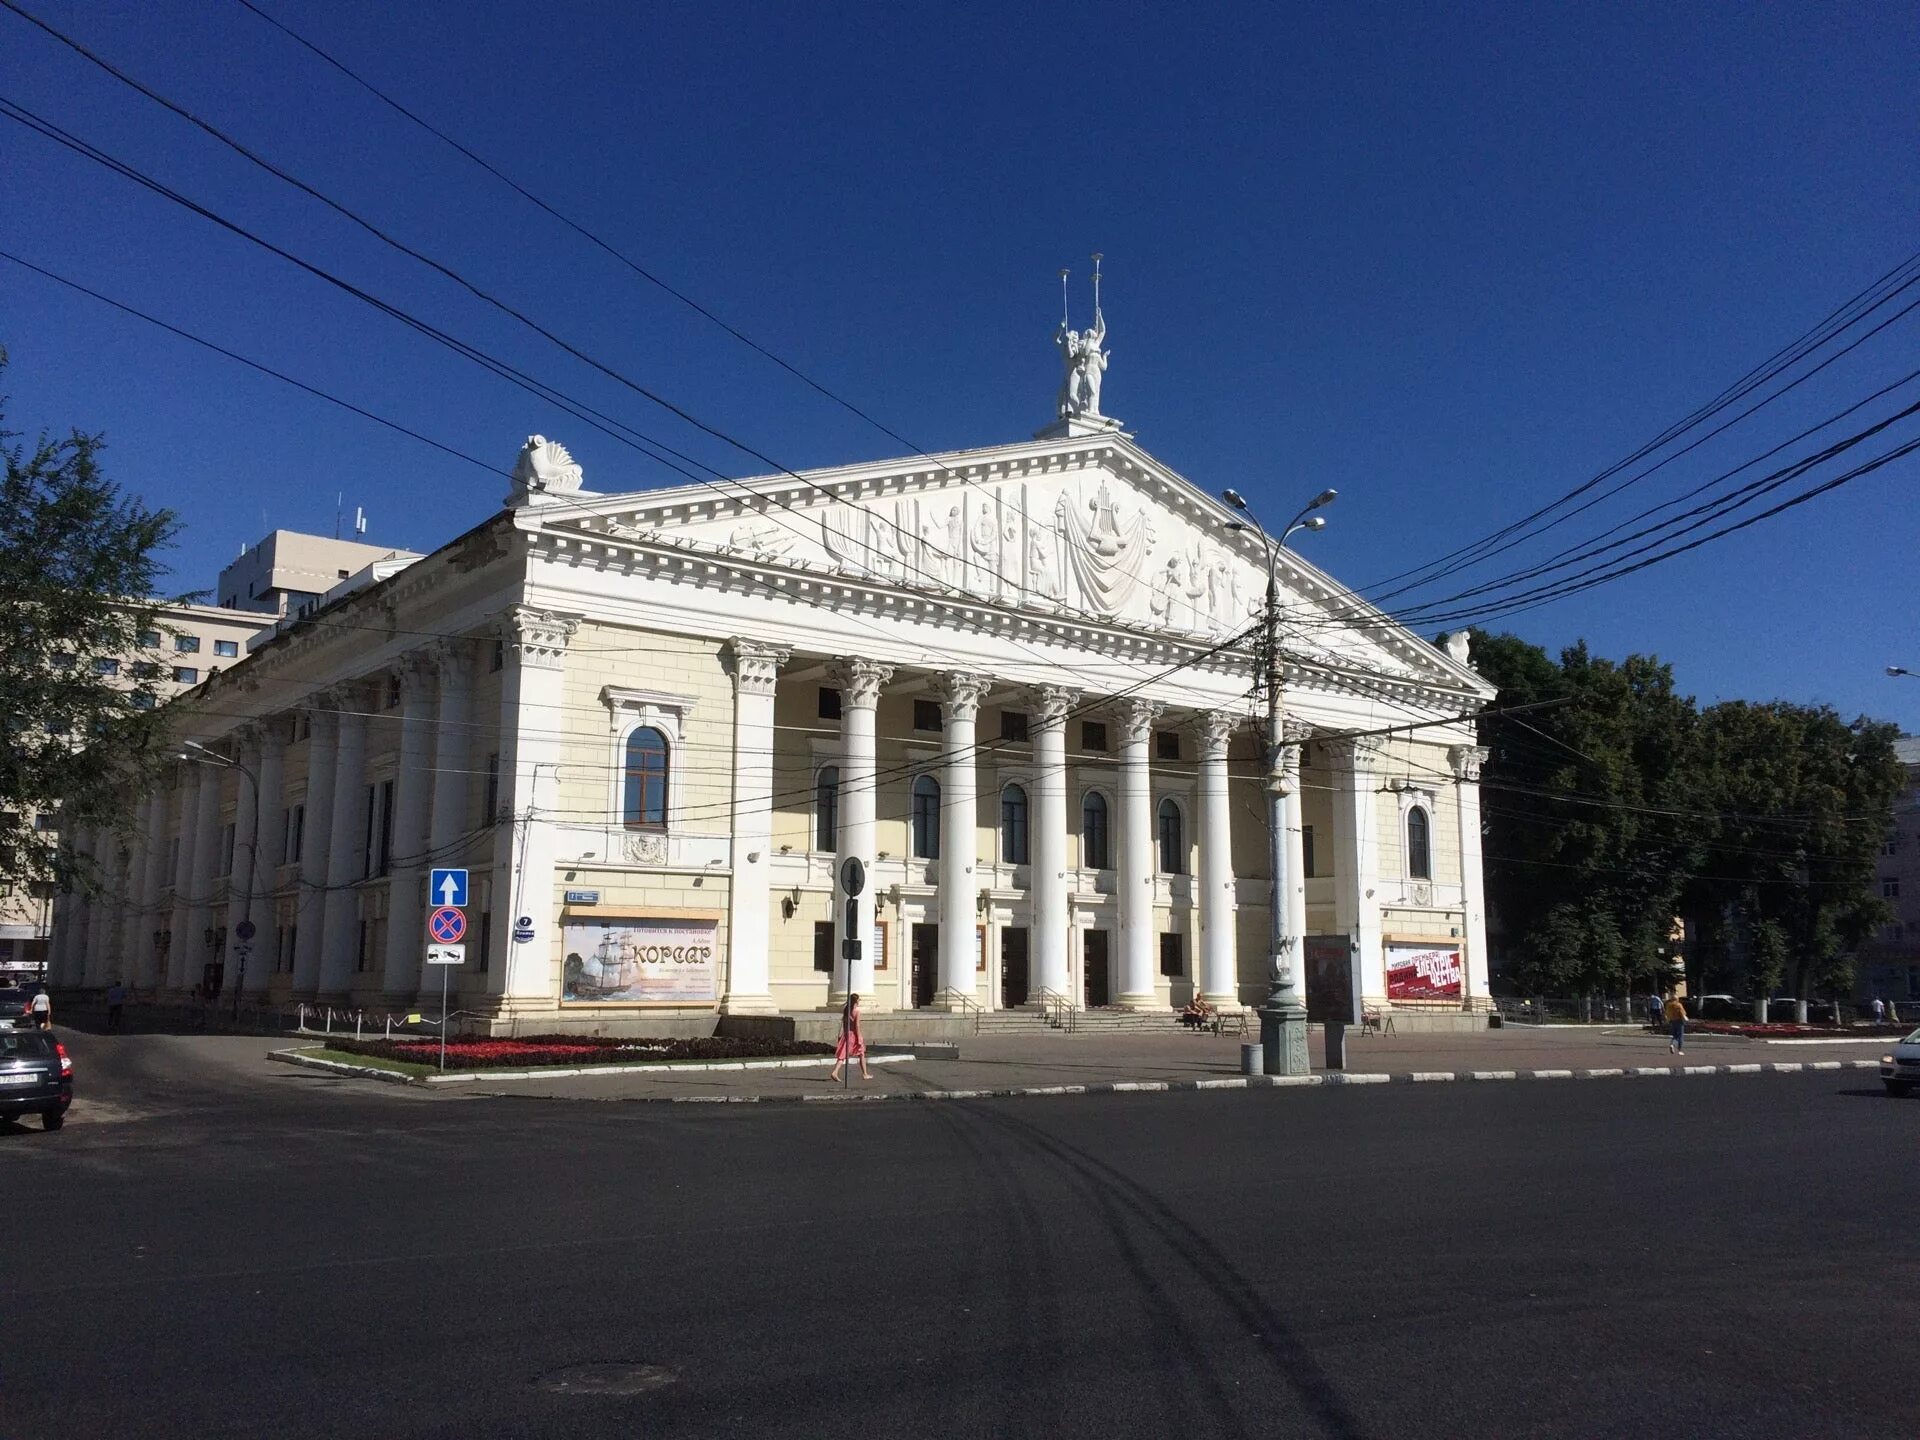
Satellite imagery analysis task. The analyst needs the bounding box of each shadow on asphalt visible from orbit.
[1836,1087,1907,1100]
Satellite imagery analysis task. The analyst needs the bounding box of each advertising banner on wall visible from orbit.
[561,917,718,1004]
[1384,942,1462,1000]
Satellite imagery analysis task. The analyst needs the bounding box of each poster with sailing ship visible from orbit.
[561,918,718,1004]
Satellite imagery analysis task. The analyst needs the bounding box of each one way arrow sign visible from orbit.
[430,868,468,909]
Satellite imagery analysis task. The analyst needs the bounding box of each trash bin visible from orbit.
[1241,1043,1261,1076]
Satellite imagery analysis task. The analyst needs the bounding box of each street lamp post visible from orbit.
[1223,485,1336,1077]
[179,740,261,1018]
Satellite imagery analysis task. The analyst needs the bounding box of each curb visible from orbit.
[266,1048,1886,1101]
[674,1058,1888,1106]
[267,1047,914,1087]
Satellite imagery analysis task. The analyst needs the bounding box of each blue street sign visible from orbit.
[429,868,469,909]
[428,907,468,944]
[234,919,256,942]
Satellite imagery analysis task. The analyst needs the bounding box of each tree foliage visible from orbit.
[1456,628,1903,1002]
[0,348,180,894]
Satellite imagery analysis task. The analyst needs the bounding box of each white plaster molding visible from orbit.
[931,671,992,722]
[501,605,580,671]
[726,637,789,697]
[829,658,894,710]
[1448,744,1490,782]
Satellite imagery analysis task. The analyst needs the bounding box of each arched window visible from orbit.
[1407,805,1432,880]
[911,775,941,860]
[1001,783,1030,865]
[1081,791,1111,869]
[815,766,839,852]
[623,727,669,829]
[1157,797,1185,874]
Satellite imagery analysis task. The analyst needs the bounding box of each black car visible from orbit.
[0,987,36,1025]
[0,1024,72,1130]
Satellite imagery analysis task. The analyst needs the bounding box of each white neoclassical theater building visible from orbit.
[49,337,1496,1034]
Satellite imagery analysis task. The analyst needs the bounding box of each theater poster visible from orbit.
[1384,942,1462,1001]
[562,917,718,1004]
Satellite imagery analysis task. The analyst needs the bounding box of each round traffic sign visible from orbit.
[428,906,468,944]
[839,856,866,898]
[234,919,256,942]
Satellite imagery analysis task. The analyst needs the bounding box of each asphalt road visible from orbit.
[5,1029,1916,1440]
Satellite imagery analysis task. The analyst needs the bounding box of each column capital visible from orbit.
[1282,715,1315,745]
[1113,697,1163,747]
[500,606,580,672]
[932,671,992,722]
[429,636,477,687]
[1321,732,1387,772]
[1448,743,1490,782]
[1027,684,1079,729]
[396,649,438,705]
[727,637,790,697]
[1188,710,1239,759]
[830,658,894,711]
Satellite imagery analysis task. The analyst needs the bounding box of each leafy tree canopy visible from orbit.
[0,347,180,894]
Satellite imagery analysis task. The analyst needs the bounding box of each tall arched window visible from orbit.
[911,775,941,860]
[1001,783,1030,865]
[623,727,669,829]
[1157,797,1185,874]
[1407,805,1432,880]
[1081,791,1110,869]
[815,766,839,852]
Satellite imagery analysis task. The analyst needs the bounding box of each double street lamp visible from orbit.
[1222,485,1337,1076]
[177,739,261,1017]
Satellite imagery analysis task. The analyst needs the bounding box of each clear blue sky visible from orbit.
[3,1,1916,728]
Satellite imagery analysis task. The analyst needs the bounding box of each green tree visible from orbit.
[1685,702,1902,1018]
[1461,630,1708,1001]
[0,348,179,896]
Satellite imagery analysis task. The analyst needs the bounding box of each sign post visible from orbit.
[424,870,468,1072]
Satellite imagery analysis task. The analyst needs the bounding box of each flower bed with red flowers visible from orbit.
[325,1034,834,1071]
[1665,1021,1851,1038]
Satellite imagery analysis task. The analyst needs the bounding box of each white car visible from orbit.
[1881,1028,1920,1097]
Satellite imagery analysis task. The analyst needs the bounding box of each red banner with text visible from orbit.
[1384,942,1462,1000]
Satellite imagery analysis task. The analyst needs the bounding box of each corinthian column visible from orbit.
[1115,697,1162,1007]
[290,703,339,997]
[1327,734,1386,1004]
[380,655,438,1003]
[245,723,286,997]
[1030,684,1078,1002]
[318,685,370,1001]
[1195,710,1240,1007]
[830,658,892,1004]
[932,671,989,1003]
[722,638,788,1014]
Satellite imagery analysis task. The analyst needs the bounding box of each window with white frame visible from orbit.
[1082,790,1111,869]
[623,728,669,829]
[815,765,839,851]
[1157,797,1185,874]
[1406,805,1432,881]
[1001,784,1030,864]
[911,774,940,859]
[602,685,695,835]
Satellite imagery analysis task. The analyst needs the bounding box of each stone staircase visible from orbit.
[971,1004,1202,1036]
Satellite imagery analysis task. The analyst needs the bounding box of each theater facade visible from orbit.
[49,418,1497,1033]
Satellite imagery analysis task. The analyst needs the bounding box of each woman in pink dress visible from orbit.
[828,992,873,1082]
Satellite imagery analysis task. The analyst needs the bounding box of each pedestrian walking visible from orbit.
[1871,996,1885,1025]
[827,992,873,1082]
[106,980,126,1031]
[1663,992,1687,1055]
[29,984,51,1031]
[1646,993,1662,1029]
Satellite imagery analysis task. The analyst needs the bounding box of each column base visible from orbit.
[1258,1002,1311,1076]
[1200,991,1243,1010]
[1115,991,1164,1010]
[718,992,780,1016]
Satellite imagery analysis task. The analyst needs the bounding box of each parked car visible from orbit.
[1766,998,1840,1024]
[0,987,36,1025]
[0,1021,71,1130]
[1881,1028,1920,1098]
[1691,994,1745,1021]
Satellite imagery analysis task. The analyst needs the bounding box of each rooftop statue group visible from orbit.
[1055,257,1111,420]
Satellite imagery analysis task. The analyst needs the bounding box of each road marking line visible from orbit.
[1530,1070,1575,1079]
[1194,1078,1249,1089]
[1723,1064,1763,1074]
[1633,1067,1674,1076]
[1469,1070,1517,1081]
[1807,1061,1843,1071]
[1410,1072,1457,1083]
[1769,1063,1803,1073]
[1111,1081,1170,1092]
[1583,1068,1625,1078]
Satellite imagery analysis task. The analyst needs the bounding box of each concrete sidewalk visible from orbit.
[435,1024,1889,1102]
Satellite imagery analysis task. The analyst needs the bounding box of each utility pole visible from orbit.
[1223,485,1336,1077]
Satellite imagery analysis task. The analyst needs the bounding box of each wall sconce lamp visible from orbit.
[779,844,793,854]
[781,885,802,921]
[976,891,990,916]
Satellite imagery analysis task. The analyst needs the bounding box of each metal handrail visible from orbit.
[936,988,983,1034]
[1037,987,1075,1033]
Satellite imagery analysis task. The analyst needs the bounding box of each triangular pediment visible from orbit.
[534,433,1491,703]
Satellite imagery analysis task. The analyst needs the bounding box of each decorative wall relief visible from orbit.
[727,520,796,563]
[1057,481,1154,618]
[624,832,668,865]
